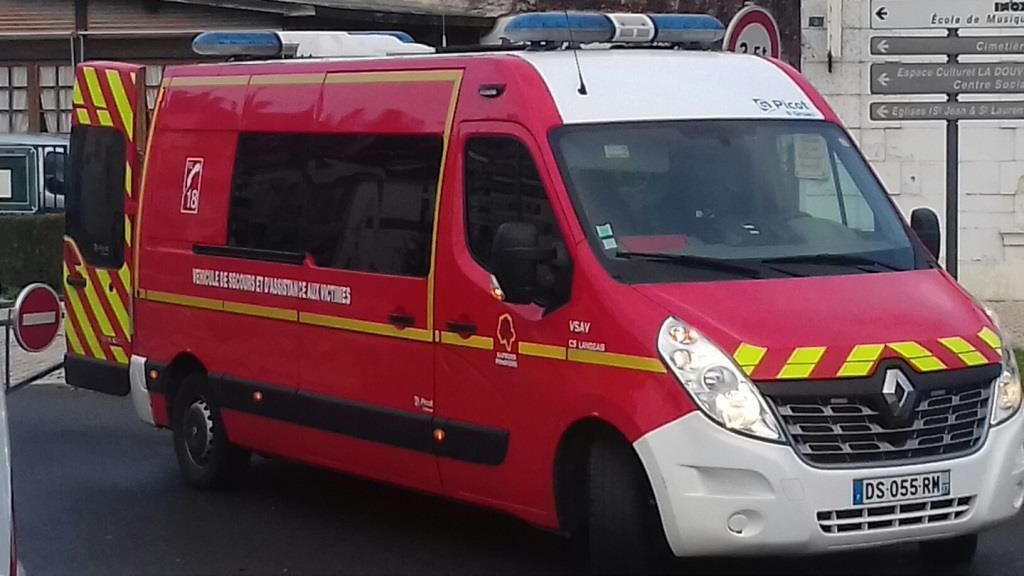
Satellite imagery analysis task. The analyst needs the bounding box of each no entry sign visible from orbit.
[13,284,61,353]
[725,6,781,59]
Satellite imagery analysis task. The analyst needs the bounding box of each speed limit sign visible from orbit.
[725,5,781,59]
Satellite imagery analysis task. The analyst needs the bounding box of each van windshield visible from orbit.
[551,120,926,283]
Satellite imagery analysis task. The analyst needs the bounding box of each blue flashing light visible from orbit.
[505,13,615,44]
[503,12,724,48]
[649,14,725,45]
[192,31,282,57]
[350,30,416,43]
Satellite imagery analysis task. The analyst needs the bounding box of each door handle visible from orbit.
[65,275,87,288]
[446,321,477,336]
[388,313,415,328]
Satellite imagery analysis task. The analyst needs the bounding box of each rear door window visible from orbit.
[66,126,126,269]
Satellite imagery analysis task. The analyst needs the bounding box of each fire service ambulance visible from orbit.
[61,12,1022,573]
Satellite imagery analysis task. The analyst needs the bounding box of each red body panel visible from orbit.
[130,53,999,532]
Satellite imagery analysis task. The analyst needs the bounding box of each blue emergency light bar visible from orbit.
[193,31,283,57]
[192,30,422,58]
[504,12,724,47]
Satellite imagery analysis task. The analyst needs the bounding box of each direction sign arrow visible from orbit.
[870,101,1024,121]
[871,35,1024,56]
[871,0,1024,30]
[871,62,1024,94]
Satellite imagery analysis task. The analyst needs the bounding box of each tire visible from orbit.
[579,437,673,575]
[172,373,251,490]
[918,534,978,569]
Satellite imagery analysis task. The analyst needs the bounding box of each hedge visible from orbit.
[0,214,64,296]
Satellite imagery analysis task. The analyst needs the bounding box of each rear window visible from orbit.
[66,126,126,269]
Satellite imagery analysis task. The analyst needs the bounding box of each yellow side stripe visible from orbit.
[733,343,767,376]
[439,331,494,350]
[326,70,463,85]
[777,346,826,379]
[142,289,223,311]
[978,327,1002,351]
[94,269,130,337]
[82,67,108,109]
[299,312,432,342]
[567,348,666,374]
[64,314,85,356]
[105,69,134,140]
[519,342,567,360]
[225,301,297,322]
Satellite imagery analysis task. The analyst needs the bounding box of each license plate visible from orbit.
[853,471,951,506]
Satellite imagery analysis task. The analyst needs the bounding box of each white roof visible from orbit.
[513,50,825,125]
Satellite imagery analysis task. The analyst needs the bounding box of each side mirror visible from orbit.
[43,151,65,196]
[491,222,553,305]
[910,207,941,260]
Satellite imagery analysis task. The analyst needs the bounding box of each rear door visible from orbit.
[64,62,145,395]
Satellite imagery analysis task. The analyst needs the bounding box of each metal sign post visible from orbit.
[870,4,1024,278]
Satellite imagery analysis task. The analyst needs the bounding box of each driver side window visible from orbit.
[781,134,876,233]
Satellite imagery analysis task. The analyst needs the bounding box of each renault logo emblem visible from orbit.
[882,369,916,417]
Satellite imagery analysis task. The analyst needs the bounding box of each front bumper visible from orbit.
[634,410,1024,557]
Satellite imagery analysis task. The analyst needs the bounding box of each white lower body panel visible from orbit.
[634,410,1024,557]
[129,355,155,426]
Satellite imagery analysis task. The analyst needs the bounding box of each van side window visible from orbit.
[66,126,125,268]
[228,134,443,277]
[464,137,564,271]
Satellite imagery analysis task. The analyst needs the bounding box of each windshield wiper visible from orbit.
[615,251,766,279]
[759,253,906,272]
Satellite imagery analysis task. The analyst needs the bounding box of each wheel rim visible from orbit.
[183,397,215,467]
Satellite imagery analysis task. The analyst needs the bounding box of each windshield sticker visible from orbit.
[596,223,614,238]
[181,157,204,214]
[602,237,618,250]
[794,134,829,180]
[604,144,631,159]
[752,98,817,118]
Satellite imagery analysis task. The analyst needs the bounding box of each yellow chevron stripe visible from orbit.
[63,268,104,359]
[439,331,494,350]
[105,69,134,140]
[888,341,947,372]
[124,162,133,200]
[110,346,129,365]
[81,271,116,338]
[119,264,132,295]
[978,327,1002,351]
[75,108,91,125]
[82,67,108,109]
[64,313,85,356]
[838,344,884,377]
[518,341,567,360]
[95,269,130,337]
[124,214,132,247]
[938,337,990,367]
[777,347,827,379]
[72,82,84,106]
[96,109,113,127]
[733,343,768,375]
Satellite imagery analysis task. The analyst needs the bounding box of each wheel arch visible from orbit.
[553,417,638,535]
[160,352,207,425]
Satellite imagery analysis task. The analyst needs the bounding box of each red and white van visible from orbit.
[62,14,1023,573]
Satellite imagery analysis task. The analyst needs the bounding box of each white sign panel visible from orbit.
[0,170,11,200]
[871,0,1024,29]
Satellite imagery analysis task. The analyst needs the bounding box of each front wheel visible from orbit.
[918,534,978,569]
[579,438,673,575]
[172,374,250,490]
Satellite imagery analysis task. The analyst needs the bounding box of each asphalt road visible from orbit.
[8,386,1024,576]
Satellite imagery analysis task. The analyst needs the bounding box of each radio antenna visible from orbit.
[441,13,448,48]
[564,10,588,95]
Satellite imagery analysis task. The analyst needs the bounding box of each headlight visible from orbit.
[658,317,782,441]
[992,341,1022,426]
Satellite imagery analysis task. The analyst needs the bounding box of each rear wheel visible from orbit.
[172,374,250,490]
[578,437,673,575]
[918,534,978,570]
